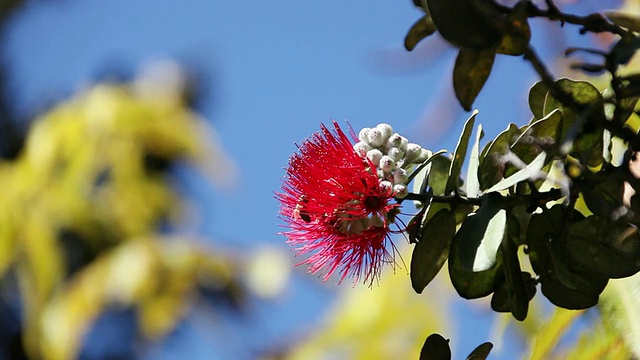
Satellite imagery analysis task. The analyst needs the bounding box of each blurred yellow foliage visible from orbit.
[0,81,241,360]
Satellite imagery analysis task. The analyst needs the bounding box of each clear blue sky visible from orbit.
[4,0,621,358]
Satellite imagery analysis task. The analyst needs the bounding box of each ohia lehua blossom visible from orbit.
[277,121,430,285]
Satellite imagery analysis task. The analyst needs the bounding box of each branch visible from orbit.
[525,0,629,37]
[404,188,563,208]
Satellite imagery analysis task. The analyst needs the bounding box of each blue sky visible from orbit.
[4,0,622,358]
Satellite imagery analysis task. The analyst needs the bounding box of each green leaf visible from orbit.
[511,109,563,164]
[487,152,547,193]
[528,81,549,120]
[610,35,640,66]
[457,193,507,272]
[496,1,531,56]
[446,111,478,195]
[491,271,535,316]
[419,333,451,360]
[426,0,503,49]
[465,342,493,360]
[466,124,484,198]
[453,48,497,111]
[604,11,640,33]
[405,14,437,51]
[527,78,605,168]
[449,193,505,299]
[411,209,456,293]
[540,267,608,310]
[527,205,580,290]
[581,169,625,217]
[428,154,454,196]
[566,216,640,278]
[501,235,530,321]
[478,123,522,190]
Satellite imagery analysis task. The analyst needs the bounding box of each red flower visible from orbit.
[277,121,400,285]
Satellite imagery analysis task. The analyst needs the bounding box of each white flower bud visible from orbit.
[415,148,432,163]
[393,184,408,199]
[358,127,371,142]
[367,149,383,166]
[387,133,403,149]
[377,169,385,180]
[398,136,409,152]
[379,155,395,173]
[376,123,393,143]
[404,143,422,163]
[393,168,409,185]
[367,128,384,147]
[388,147,405,161]
[353,141,371,156]
[379,180,393,195]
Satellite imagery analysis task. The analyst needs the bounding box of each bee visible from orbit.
[293,195,312,223]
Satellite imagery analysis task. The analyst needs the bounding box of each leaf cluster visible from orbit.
[403,0,640,326]
[0,84,245,359]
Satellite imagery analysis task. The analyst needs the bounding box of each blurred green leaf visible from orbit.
[405,14,437,51]
[453,49,496,111]
[466,342,493,360]
[411,209,456,293]
[604,10,640,32]
[497,1,531,56]
[420,333,451,360]
[446,110,478,195]
[426,0,503,49]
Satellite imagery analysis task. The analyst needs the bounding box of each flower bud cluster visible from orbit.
[354,123,431,199]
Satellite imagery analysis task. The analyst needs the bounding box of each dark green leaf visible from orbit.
[466,342,494,360]
[610,35,640,66]
[405,15,437,51]
[540,268,608,310]
[426,0,503,49]
[491,271,535,315]
[501,235,529,321]
[528,81,548,120]
[420,333,451,360]
[496,1,530,56]
[429,154,454,196]
[449,193,506,299]
[411,209,456,293]
[582,170,625,217]
[511,109,563,165]
[526,205,580,290]
[478,123,522,190]
[527,79,605,168]
[446,111,478,195]
[566,215,640,278]
[453,48,497,111]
